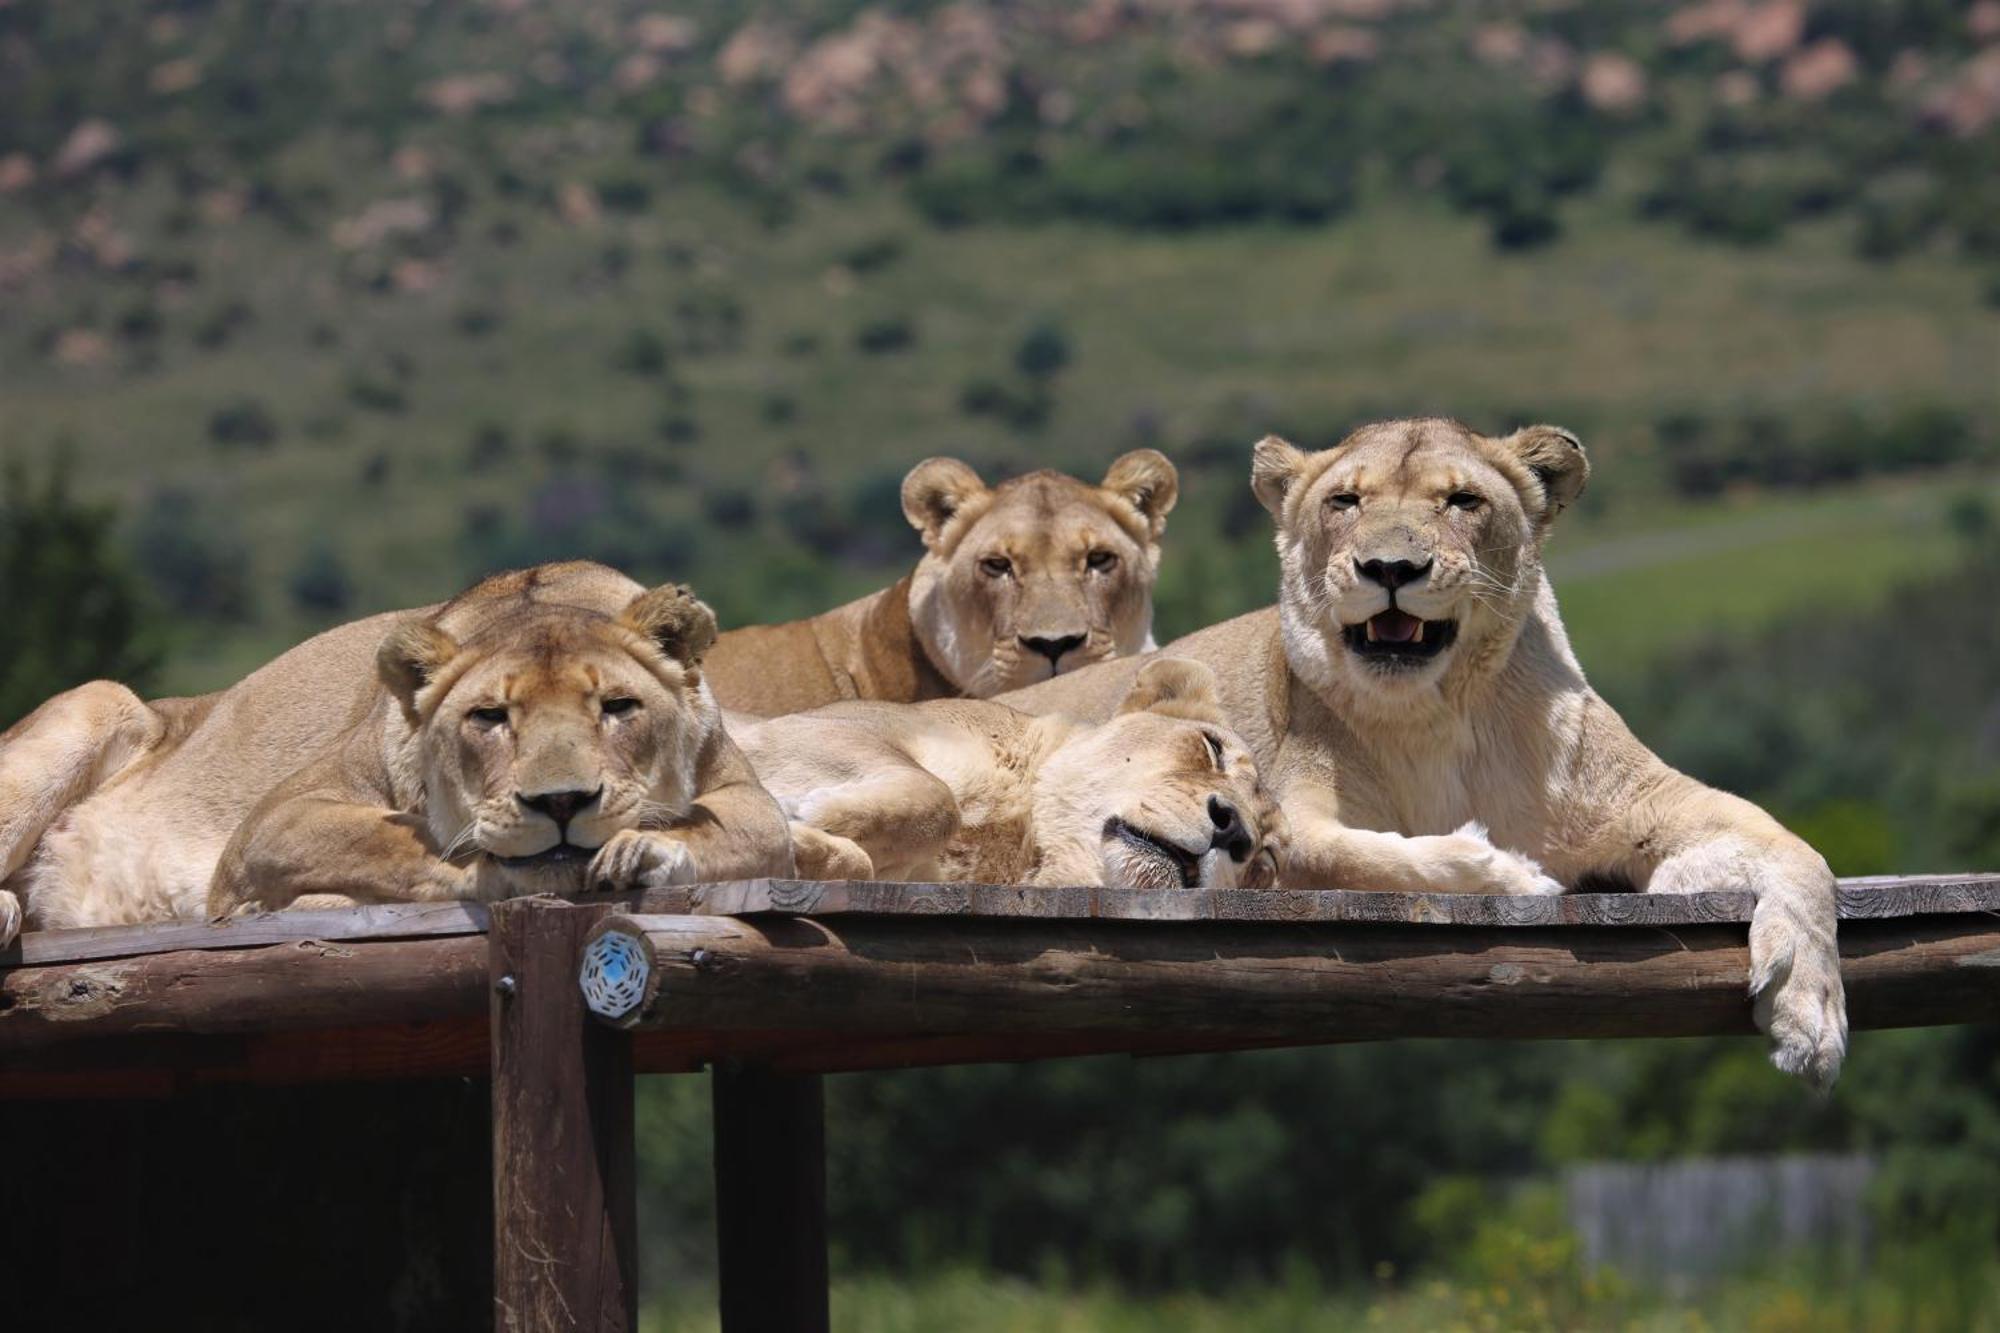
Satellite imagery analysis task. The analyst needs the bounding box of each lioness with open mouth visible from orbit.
[735,658,1283,890]
[1007,419,1847,1088]
[703,451,1179,714]
[0,562,792,939]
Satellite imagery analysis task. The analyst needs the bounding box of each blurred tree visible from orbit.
[130,488,257,624]
[0,459,159,728]
[1015,321,1073,381]
[287,538,354,618]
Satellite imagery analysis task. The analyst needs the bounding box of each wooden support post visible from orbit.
[712,1062,831,1333]
[491,897,638,1332]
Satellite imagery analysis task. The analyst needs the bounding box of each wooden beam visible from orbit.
[638,873,2000,926]
[712,1064,831,1333]
[0,933,488,1051]
[5,901,490,966]
[590,910,2000,1047]
[491,897,638,1333]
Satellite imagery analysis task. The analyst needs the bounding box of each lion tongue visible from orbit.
[1367,610,1423,644]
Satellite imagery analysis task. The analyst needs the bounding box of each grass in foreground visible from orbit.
[642,1253,2000,1333]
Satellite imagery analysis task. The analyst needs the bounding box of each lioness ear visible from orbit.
[621,584,719,670]
[1118,658,1225,725]
[1100,449,1179,541]
[1250,435,1311,517]
[1499,424,1589,522]
[901,457,988,551]
[377,618,461,714]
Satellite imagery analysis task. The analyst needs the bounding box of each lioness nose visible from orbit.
[1355,557,1433,590]
[518,786,602,827]
[1020,633,1086,667]
[1208,796,1254,863]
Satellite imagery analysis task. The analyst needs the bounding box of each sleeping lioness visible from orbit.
[703,451,1179,714]
[1006,419,1847,1088]
[735,659,1284,890]
[0,562,791,941]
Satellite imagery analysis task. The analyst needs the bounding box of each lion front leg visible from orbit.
[587,827,699,891]
[209,795,474,915]
[790,823,876,881]
[1279,784,1564,896]
[1624,784,1846,1090]
[592,736,799,888]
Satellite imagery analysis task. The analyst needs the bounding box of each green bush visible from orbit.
[207,398,280,450]
[614,328,671,377]
[855,315,917,355]
[287,538,354,616]
[1014,322,1072,381]
[0,459,159,727]
[129,488,256,624]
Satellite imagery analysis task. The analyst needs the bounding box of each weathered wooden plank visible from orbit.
[712,1064,831,1333]
[4,876,1995,974]
[596,910,2000,1045]
[635,875,2000,926]
[1835,875,2000,919]
[0,934,489,1051]
[8,901,491,966]
[490,898,637,1333]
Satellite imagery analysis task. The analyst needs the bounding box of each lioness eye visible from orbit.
[979,556,1012,578]
[1327,492,1360,510]
[602,697,641,717]
[1086,550,1118,573]
[468,705,509,726]
[1202,731,1227,768]
[1446,491,1483,510]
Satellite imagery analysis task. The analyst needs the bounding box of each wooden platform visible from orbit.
[1,874,1996,1330]
[5,874,1996,1090]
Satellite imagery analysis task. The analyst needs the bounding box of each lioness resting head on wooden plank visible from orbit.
[734,658,1284,890]
[703,451,1179,715]
[0,561,792,942]
[1002,419,1847,1088]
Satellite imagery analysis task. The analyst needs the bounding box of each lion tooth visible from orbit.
[1365,618,1379,642]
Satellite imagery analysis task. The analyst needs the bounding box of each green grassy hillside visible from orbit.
[7,188,1997,694]
[4,0,1997,693]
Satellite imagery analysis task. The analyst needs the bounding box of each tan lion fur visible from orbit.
[1004,419,1847,1088]
[0,561,791,939]
[703,451,1179,714]
[735,658,1283,890]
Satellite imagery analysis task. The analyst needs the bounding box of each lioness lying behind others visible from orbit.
[703,450,1179,715]
[734,659,1284,890]
[0,562,792,942]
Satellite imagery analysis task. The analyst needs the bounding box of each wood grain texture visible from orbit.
[1,874,1995,1085]
[635,874,2000,926]
[0,933,489,1051]
[599,910,2000,1047]
[490,897,637,1333]
[9,901,490,965]
[4,874,1994,972]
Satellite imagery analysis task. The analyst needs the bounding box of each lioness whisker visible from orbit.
[438,822,481,864]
